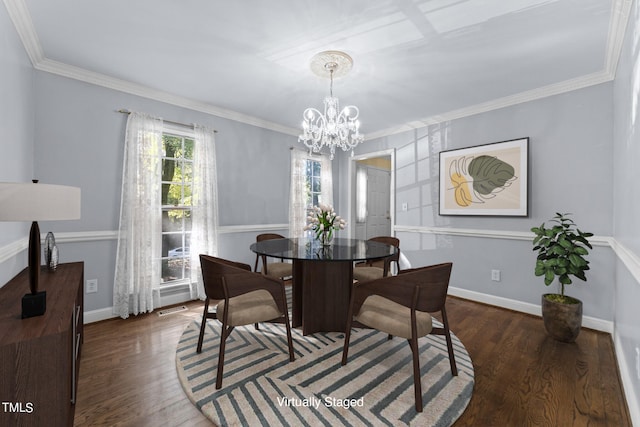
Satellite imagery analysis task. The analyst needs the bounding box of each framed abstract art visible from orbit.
[439,137,529,216]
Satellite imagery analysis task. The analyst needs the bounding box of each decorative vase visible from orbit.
[541,293,582,343]
[44,232,58,271]
[49,245,59,272]
[318,230,335,246]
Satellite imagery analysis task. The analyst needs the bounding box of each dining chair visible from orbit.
[197,254,295,389]
[253,233,293,280]
[353,236,400,282]
[341,262,457,412]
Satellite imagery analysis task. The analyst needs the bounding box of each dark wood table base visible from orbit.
[292,259,353,335]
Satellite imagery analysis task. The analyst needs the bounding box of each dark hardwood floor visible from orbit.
[74,296,631,426]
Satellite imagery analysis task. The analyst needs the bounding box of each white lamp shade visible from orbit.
[0,182,81,221]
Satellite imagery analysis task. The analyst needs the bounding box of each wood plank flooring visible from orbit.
[74,297,631,426]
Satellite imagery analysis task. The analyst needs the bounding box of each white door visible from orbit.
[365,167,391,238]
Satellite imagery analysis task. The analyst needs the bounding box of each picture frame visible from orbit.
[439,137,529,216]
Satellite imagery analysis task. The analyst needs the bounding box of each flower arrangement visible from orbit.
[304,203,346,245]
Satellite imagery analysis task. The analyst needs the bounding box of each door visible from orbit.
[366,167,391,238]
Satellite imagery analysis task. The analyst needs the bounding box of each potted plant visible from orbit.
[531,212,593,342]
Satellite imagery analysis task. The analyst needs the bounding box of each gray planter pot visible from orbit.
[541,294,583,343]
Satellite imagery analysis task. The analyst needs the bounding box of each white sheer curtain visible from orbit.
[189,124,219,300]
[114,112,163,319]
[289,150,333,238]
[356,166,367,222]
[320,153,334,207]
[289,150,307,238]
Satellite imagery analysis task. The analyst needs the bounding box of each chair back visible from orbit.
[399,262,452,313]
[200,254,252,301]
[256,233,286,243]
[366,236,401,273]
[370,235,400,260]
[254,233,286,272]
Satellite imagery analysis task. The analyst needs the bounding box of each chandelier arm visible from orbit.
[298,51,364,160]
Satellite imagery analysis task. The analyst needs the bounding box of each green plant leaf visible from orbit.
[544,270,555,285]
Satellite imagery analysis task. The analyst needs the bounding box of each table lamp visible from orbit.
[0,181,81,318]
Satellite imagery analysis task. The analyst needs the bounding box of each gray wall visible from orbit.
[612,1,640,417]
[30,71,295,311]
[338,83,615,322]
[0,5,36,285]
[0,3,636,420]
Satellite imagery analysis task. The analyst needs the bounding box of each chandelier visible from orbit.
[299,51,364,160]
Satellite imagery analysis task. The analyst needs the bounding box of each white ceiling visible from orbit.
[5,0,631,138]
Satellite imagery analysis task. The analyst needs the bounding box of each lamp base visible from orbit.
[22,291,46,318]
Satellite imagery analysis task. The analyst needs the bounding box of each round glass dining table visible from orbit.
[250,237,397,335]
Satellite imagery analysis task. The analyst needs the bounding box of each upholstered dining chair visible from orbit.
[353,236,401,282]
[253,233,293,280]
[197,254,295,389]
[341,262,457,412]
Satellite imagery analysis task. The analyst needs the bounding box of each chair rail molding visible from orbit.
[2,224,638,330]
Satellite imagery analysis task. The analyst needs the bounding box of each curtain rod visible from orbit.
[117,109,217,133]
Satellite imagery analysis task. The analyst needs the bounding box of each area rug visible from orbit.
[176,317,474,427]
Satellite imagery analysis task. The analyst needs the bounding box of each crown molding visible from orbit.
[34,58,300,136]
[4,0,631,139]
[366,0,633,140]
[2,0,43,65]
[365,70,613,140]
[604,0,633,78]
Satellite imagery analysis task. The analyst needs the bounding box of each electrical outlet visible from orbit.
[401,202,408,211]
[491,269,501,282]
[86,279,98,294]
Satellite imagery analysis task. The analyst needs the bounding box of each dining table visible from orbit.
[250,237,397,335]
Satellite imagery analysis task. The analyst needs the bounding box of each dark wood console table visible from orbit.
[0,262,84,427]
[250,238,396,335]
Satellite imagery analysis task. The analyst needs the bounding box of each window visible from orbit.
[290,150,332,238]
[304,159,322,207]
[161,132,194,284]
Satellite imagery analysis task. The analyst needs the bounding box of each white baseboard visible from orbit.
[614,334,640,426]
[83,288,195,324]
[449,286,613,333]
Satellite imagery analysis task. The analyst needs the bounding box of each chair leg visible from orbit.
[254,323,260,330]
[341,308,357,366]
[442,309,458,376]
[387,334,393,340]
[215,325,234,390]
[341,325,352,366]
[284,317,295,362]
[408,337,423,412]
[197,299,210,353]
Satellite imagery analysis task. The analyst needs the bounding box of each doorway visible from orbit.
[350,150,395,240]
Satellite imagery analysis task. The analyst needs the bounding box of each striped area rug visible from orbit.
[176,318,474,426]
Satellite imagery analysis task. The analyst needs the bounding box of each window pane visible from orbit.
[162,158,178,182]
[163,209,184,232]
[184,138,194,159]
[181,161,193,183]
[162,258,191,283]
[163,135,182,158]
[312,176,320,193]
[162,233,182,256]
[312,160,321,177]
[182,184,193,207]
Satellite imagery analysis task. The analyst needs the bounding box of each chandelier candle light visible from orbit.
[299,51,364,160]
